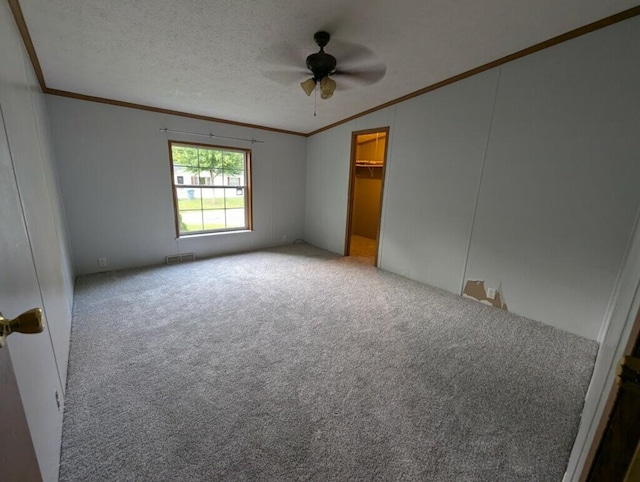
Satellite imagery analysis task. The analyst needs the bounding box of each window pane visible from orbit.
[225,188,246,229]
[216,171,242,187]
[173,166,190,183]
[197,149,218,175]
[172,146,199,169]
[225,187,246,209]
[221,151,244,177]
[234,171,245,186]
[200,188,216,210]
[179,209,204,233]
[198,170,217,185]
[176,187,203,211]
[208,188,223,204]
[214,172,225,185]
[225,208,246,229]
[201,210,227,231]
[177,187,203,233]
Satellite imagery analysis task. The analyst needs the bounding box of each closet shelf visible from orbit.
[355,160,383,168]
[355,160,384,178]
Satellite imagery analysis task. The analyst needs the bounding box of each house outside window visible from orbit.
[169,141,252,236]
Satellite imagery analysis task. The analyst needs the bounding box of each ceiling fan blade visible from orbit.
[334,64,387,88]
[328,40,376,66]
[262,70,309,86]
[259,41,307,68]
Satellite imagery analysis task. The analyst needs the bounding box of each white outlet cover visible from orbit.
[487,287,496,299]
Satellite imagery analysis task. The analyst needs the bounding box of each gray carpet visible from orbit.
[60,244,597,481]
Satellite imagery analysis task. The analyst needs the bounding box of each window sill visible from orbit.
[176,229,252,240]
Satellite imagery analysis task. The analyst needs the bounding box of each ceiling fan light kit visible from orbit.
[320,76,336,99]
[300,77,317,96]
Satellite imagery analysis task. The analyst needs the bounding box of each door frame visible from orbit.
[344,126,390,267]
[581,306,640,480]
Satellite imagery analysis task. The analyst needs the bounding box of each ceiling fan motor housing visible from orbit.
[306,52,337,81]
[314,31,331,48]
[306,31,336,81]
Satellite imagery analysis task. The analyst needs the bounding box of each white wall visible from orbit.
[0,1,74,479]
[465,18,640,339]
[47,96,307,275]
[381,70,499,293]
[305,16,640,341]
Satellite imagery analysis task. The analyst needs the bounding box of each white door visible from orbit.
[0,103,63,480]
[0,348,41,481]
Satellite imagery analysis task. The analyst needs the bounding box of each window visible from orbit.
[169,141,252,236]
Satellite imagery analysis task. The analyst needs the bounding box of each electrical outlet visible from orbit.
[282,235,288,243]
[487,287,496,299]
[98,257,107,267]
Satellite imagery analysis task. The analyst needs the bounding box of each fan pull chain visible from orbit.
[314,86,317,117]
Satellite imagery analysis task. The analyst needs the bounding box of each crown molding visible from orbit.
[44,88,307,137]
[8,0,46,91]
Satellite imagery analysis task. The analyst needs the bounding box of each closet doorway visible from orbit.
[345,127,389,266]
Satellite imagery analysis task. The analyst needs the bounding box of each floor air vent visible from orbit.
[166,253,196,265]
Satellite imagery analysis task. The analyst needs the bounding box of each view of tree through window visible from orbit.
[169,142,252,235]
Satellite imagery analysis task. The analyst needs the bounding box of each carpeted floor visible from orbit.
[60,244,597,481]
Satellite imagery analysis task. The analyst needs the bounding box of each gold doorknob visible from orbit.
[0,308,44,348]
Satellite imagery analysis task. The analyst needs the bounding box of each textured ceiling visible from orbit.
[18,0,640,134]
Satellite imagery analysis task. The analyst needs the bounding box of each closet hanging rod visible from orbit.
[159,128,264,144]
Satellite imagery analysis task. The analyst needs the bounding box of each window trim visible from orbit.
[168,140,253,237]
